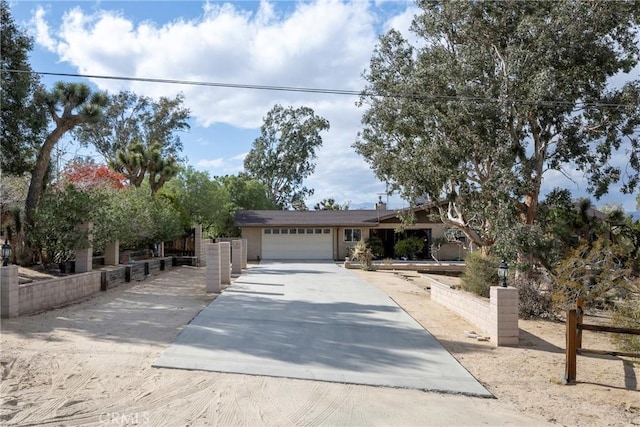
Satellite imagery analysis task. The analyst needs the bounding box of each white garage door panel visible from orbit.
[263,232,332,259]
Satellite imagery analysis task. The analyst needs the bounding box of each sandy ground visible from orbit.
[354,270,640,427]
[0,265,638,426]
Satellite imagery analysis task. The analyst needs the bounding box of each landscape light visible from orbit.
[498,260,509,287]
[2,240,12,267]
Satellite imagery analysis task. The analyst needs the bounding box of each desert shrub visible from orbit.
[512,276,555,319]
[611,298,640,353]
[351,239,376,270]
[461,251,499,298]
[552,238,633,311]
[394,236,424,260]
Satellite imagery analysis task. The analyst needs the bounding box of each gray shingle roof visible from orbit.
[234,209,397,227]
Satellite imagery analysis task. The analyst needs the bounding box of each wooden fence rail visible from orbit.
[565,298,640,383]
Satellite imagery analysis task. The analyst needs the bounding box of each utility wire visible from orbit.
[2,69,636,109]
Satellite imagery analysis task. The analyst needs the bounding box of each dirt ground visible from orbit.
[354,269,640,427]
[0,265,638,426]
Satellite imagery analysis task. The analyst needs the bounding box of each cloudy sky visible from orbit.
[8,0,639,211]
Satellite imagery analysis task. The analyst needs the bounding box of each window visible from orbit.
[315,229,322,234]
[306,229,314,234]
[344,228,362,242]
[272,229,280,234]
[264,229,272,235]
[281,228,288,234]
[290,229,297,234]
[323,229,330,234]
[298,229,306,234]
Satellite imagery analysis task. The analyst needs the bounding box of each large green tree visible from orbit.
[355,1,640,257]
[244,104,330,209]
[25,82,107,226]
[165,169,277,238]
[0,0,48,174]
[165,166,229,234]
[75,91,189,195]
[215,173,278,236]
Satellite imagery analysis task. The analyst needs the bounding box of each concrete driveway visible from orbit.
[153,261,491,397]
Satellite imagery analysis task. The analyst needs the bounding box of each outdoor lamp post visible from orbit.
[498,260,509,287]
[2,239,12,266]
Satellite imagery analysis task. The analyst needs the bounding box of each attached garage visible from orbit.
[235,209,398,261]
[262,228,332,260]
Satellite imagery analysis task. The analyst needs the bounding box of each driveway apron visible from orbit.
[153,261,491,397]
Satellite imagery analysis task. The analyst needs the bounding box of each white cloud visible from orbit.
[30,1,405,207]
[196,158,224,169]
[33,1,377,128]
[31,7,57,50]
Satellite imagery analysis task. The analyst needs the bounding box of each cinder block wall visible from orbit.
[430,279,490,335]
[19,272,102,316]
[428,277,519,346]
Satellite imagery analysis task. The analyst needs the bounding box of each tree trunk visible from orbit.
[25,124,74,226]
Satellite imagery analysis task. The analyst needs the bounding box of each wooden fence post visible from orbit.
[576,297,584,349]
[566,309,577,383]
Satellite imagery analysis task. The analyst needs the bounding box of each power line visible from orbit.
[4,69,362,96]
[2,69,636,109]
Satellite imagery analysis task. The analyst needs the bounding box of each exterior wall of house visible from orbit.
[338,227,372,260]
[238,221,469,261]
[241,228,262,260]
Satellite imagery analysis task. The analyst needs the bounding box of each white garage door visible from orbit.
[262,228,333,260]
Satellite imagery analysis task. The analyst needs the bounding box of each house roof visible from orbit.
[234,209,397,227]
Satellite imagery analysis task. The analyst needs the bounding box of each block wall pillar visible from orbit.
[232,240,242,274]
[0,265,19,318]
[220,242,231,285]
[489,286,519,346]
[75,222,93,273]
[104,240,119,265]
[206,243,221,293]
[194,224,204,267]
[242,238,248,269]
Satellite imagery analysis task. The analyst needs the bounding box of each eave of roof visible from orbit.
[234,209,398,227]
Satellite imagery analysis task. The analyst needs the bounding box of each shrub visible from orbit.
[611,297,640,353]
[365,236,384,258]
[552,238,633,311]
[350,239,376,270]
[461,251,499,298]
[394,236,424,260]
[512,276,555,319]
[29,184,108,264]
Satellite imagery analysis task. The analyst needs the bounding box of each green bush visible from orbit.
[365,236,384,258]
[394,236,424,260]
[461,251,499,298]
[30,184,108,264]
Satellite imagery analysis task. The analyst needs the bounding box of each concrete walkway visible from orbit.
[153,261,491,397]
